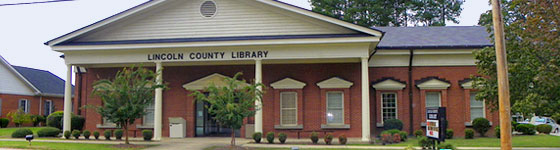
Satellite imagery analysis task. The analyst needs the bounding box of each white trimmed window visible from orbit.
[143,102,155,126]
[425,92,441,108]
[280,92,297,126]
[326,92,344,124]
[470,93,485,121]
[44,100,53,116]
[18,99,29,113]
[381,93,397,122]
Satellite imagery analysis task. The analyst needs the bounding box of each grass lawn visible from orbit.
[0,141,148,150]
[352,134,560,147]
[0,127,48,137]
[204,146,396,150]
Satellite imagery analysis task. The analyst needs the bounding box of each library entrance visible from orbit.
[194,101,240,137]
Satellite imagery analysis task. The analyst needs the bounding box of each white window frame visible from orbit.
[44,100,53,116]
[470,92,486,121]
[143,102,155,126]
[425,92,441,108]
[19,99,29,113]
[326,91,344,125]
[381,92,398,123]
[280,92,298,126]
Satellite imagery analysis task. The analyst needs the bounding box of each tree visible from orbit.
[473,0,560,117]
[7,109,31,127]
[190,72,264,146]
[310,0,464,27]
[91,65,165,144]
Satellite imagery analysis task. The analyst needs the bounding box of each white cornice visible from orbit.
[372,79,406,90]
[461,80,473,89]
[417,79,450,90]
[316,77,353,89]
[270,78,306,89]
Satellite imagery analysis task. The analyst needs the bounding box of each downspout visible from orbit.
[408,50,414,134]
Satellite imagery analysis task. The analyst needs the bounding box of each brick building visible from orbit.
[0,55,67,126]
[45,0,496,140]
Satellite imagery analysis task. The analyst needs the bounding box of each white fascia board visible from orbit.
[417,79,451,90]
[256,0,382,37]
[46,0,168,47]
[461,81,473,89]
[0,55,42,95]
[52,37,380,51]
[375,49,475,55]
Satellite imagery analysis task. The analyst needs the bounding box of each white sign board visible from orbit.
[426,119,439,139]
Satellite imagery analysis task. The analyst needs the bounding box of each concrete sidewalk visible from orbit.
[243,144,560,150]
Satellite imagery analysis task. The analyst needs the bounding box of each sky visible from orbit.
[0,0,490,83]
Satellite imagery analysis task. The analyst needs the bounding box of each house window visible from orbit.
[326,92,344,124]
[44,100,53,116]
[381,93,397,122]
[470,93,485,121]
[280,92,297,126]
[18,99,29,113]
[143,102,155,126]
[425,92,441,108]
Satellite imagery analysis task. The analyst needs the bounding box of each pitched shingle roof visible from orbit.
[12,66,72,97]
[376,26,493,49]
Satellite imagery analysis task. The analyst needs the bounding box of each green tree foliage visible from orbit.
[310,0,463,27]
[7,109,31,127]
[474,0,560,117]
[91,65,166,144]
[190,72,263,146]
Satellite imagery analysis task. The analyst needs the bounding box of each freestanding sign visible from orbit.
[426,107,447,142]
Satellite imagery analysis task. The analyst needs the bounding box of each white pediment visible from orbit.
[461,80,473,89]
[372,79,406,90]
[270,78,306,89]
[417,79,450,90]
[183,73,248,90]
[316,77,353,89]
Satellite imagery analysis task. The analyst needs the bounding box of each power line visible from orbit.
[0,0,75,7]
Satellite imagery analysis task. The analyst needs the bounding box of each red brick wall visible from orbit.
[0,94,63,127]
[369,66,499,137]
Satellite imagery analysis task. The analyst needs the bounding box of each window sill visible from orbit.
[136,124,154,129]
[96,124,118,129]
[274,125,303,130]
[376,123,384,127]
[321,124,350,129]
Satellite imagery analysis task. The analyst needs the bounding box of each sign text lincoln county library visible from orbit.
[147,51,269,61]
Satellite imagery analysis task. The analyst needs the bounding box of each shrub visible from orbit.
[93,131,100,140]
[72,130,81,139]
[252,132,262,143]
[63,130,71,139]
[472,118,491,137]
[83,130,91,139]
[512,121,520,131]
[438,143,457,150]
[47,111,64,129]
[465,129,474,139]
[446,129,454,139]
[324,133,333,145]
[7,109,31,127]
[414,130,423,137]
[381,129,401,135]
[399,131,408,141]
[381,133,392,144]
[0,118,9,128]
[338,134,347,145]
[266,132,275,144]
[392,133,401,143]
[11,128,33,138]
[71,115,85,131]
[536,124,553,134]
[278,133,287,144]
[104,130,112,140]
[31,115,45,127]
[516,124,536,135]
[114,129,123,140]
[142,130,153,141]
[310,132,319,144]
[418,136,434,149]
[37,127,61,137]
[495,126,500,138]
[383,119,404,130]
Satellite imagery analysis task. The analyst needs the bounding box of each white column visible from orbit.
[254,59,263,133]
[62,64,73,133]
[361,57,371,141]
[154,62,163,140]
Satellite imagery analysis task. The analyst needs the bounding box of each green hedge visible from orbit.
[142,130,153,141]
[37,127,61,137]
[266,132,275,144]
[383,119,403,130]
[114,129,123,140]
[0,118,9,128]
[12,128,33,138]
[516,124,536,135]
[536,124,552,134]
[46,111,85,131]
[446,129,454,139]
[465,129,474,139]
[472,118,491,137]
[252,132,262,143]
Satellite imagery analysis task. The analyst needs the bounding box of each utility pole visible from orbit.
[491,0,512,149]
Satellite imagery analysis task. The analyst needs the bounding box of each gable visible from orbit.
[416,77,451,90]
[73,0,358,43]
[270,78,306,89]
[316,77,353,89]
[183,73,248,90]
[372,78,406,90]
[0,59,36,96]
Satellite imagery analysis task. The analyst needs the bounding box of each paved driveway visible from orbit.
[145,137,251,150]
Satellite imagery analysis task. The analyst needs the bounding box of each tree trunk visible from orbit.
[124,124,130,145]
[231,128,236,146]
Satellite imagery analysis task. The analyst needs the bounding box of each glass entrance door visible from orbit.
[195,100,240,137]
